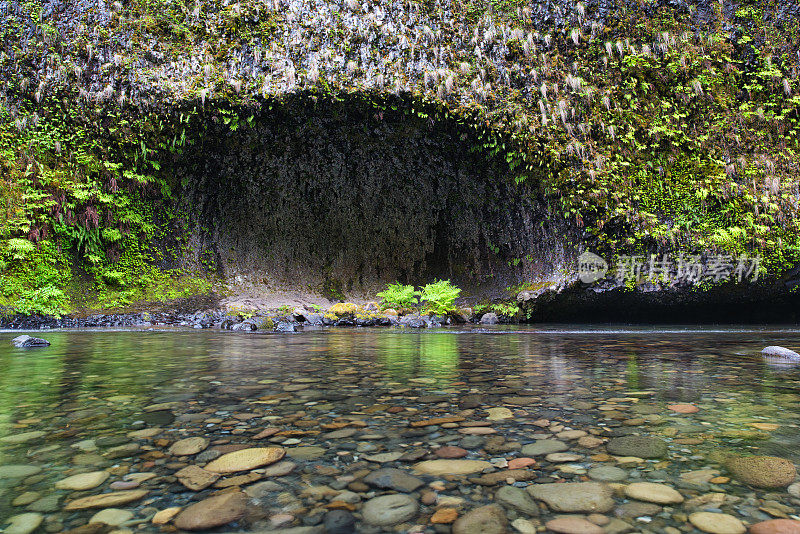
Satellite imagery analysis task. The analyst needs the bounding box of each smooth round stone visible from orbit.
[606,436,668,458]
[413,459,492,475]
[0,431,46,444]
[485,407,513,420]
[588,466,627,482]
[688,512,746,534]
[614,501,662,518]
[435,446,469,459]
[527,482,614,513]
[4,513,43,534]
[285,446,326,460]
[624,482,683,504]
[364,452,404,463]
[169,437,209,456]
[546,452,582,463]
[361,494,418,526]
[64,490,148,510]
[205,447,286,473]
[520,439,568,456]
[545,516,604,534]
[11,492,40,506]
[323,510,356,534]
[90,508,134,526]
[668,404,699,413]
[749,519,800,534]
[0,465,42,479]
[556,430,588,440]
[495,486,539,516]
[452,504,507,534]
[725,456,797,488]
[55,471,110,490]
[174,491,248,530]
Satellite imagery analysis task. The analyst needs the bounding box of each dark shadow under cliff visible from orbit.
[167,96,572,298]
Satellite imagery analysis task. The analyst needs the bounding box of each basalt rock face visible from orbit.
[170,99,573,296]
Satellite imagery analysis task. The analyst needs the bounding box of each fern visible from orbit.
[417,280,461,315]
[376,282,418,309]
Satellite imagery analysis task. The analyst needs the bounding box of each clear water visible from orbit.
[1,326,800,530]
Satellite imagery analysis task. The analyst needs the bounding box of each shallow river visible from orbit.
[1,326,800,533]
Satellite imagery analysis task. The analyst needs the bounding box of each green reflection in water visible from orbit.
[376,333,459,385]
[626,353,640,390]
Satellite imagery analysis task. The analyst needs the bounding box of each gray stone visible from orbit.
[588,465,628,482]
[323,510,355,534]
[495,486,539,516]
[452,504,508,534]
[606,436,668,458]
[527,482,614,513]
[520,439,568,456]
[11,335,50,348]
[363,468,424,492]
[361,494,418,526]
[479,313,499,325]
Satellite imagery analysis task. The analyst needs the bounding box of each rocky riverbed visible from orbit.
[2,329,800,533]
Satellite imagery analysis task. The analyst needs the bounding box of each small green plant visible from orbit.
[417,280,461,315]
[13,285,68,317]
[376,282,418,309]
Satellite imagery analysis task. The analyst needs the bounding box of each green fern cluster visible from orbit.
[376,280,462,315]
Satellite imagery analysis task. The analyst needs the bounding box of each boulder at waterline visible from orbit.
[688,512,746,534]
[11,335,50,348]
[605,435,668,458]
[360,494,418,526]
[761,346,800,360]
[724,456,797,488]
[526,482,614,513]
[173,490,248,530]
[204,447,285,473]
[479,313,499,325]
[451,504,508,534]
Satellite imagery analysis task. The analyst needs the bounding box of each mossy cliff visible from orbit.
[0,0,798,317]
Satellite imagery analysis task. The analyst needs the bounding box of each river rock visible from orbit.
[479,313,499,325]
[527,482,614,513]
[361,494,418,526]
[588,466,627,482]
[11,335,50,348]
[363,468,424,492]
[173,490,248,530]
[486,407,513,420]
[495,486,539,516]
[413,459,492,475]
[323,510,355,534]
[520,439,568,456]
[606,436,668,458]
[545,516,604,534]
[0,465,42,479]
[90,508,134,526]
[4,513,43,534]
[285,446,326,460]
[175,465,220,490]
[761,346,800,360]
[725,456,796,488]
[169,437,209,456]
[64,489,148,510]
[624,482,684,504]
[451,504,507,534]
[204,447,285,473]
[688,512,746,534]
[749,519,800,534]
[55,471,110,490]
[0,431,46,444]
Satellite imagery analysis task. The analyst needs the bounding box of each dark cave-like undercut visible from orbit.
[168,95,572,297]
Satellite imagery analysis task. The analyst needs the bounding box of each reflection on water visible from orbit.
[1,326,800,529]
